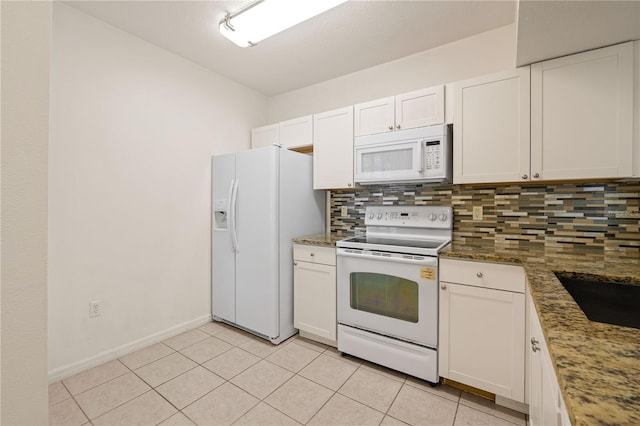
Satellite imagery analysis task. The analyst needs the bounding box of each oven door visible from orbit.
[336,248,438,348]
[354,139,423,184]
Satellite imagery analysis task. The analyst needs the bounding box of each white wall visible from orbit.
[268,24,516,122]
[1,1,51,423]
[48,4,267,379]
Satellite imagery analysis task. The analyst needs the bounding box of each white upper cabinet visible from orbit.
[354,96,395,136]
[396,86,445,130]
[453,68,531,184]
[251,115,313,150]
[279,115,313,149]
[313,106,355,189]
[354,86,445,136]
[531,42,634,180]
[251,124,279,149]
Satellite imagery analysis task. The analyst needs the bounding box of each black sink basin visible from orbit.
[554,273,640,329]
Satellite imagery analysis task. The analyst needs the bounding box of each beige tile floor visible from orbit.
[49,322,527,426]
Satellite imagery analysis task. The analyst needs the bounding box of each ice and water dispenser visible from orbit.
[213,199,228,230]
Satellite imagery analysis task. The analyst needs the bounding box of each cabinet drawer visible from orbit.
[294,244,336,266]
[440,258,524,293]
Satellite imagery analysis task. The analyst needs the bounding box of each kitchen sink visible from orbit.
[555,273,640,329]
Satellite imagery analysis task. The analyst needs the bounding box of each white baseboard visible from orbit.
[299,330,336,348]
[495,395,529,414]
[48,314,212,383]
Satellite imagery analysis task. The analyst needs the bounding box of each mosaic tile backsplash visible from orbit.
[330,181,640,264]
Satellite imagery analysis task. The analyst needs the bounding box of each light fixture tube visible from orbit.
[220,0,348,47]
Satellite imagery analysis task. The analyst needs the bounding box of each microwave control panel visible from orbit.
[424,140,442,171]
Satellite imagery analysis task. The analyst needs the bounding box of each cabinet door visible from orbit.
[251,124,279,149]
[293,260,336,342]
[531,42,633,180]
[528,297,569,426]
[354,96,395,136]
[313,106,355,189]
[279,115,313,149]
[528,298,544,426]
[396,86,444,130]
[453,68,531,184]
[439,282,525,402]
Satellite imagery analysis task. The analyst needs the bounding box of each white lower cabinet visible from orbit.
[439,259,525,403]
[528,295,571,426]
[293,244,337,346]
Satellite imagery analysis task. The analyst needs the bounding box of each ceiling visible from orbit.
[64,0,517,97]
[516,0,640,66]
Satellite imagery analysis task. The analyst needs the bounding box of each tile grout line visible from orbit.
[59,380,93,426]
[457,396,527,426]
[60,324,527,426]
[62,358,130,397]
[382,376,406,417]
[120,346,177,371]
[89,359,173,423]
[105,347,202,424]
[451,397,461,426]
[132,333,246,425]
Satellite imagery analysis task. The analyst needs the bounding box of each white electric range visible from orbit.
[336,205,452,384]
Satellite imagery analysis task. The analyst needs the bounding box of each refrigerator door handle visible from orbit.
[230,179,239,253]
[226,179,235,252]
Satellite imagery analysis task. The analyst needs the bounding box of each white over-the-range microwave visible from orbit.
[354,124,452,185]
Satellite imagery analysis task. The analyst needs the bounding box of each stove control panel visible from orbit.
[364,206,453,229]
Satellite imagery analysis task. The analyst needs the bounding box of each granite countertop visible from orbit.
[441,242,640,426]
[292,233,345,247]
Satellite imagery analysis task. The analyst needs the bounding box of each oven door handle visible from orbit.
[337,248,438,267]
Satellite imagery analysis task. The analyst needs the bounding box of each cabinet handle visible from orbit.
[293,262,298,266]
[476,272,483,278]
[396,124,401,130]
[531,337,541,352]
[532,343,540,352]
[310,253,315,257]
[441,284,447,290]
[533,173,540,178]
[388,125,393,131]
[522,174,528,180]
[347,183,352,187]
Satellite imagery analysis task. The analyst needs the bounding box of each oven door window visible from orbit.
[349,272,418,323]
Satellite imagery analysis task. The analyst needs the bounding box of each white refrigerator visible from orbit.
[212,145,326,344]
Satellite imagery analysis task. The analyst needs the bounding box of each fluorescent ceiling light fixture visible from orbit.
[220,0,348,47]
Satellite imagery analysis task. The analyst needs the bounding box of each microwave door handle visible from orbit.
[415,140,423,172]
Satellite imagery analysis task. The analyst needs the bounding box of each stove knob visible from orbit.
[367,212,374,219]
[439,213,448,221]
[429,213,437,221]
[377,213,383,219]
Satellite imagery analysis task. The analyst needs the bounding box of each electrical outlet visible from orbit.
[473,206,483,221]
[89,301,101,318]
[341,206,348,217]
